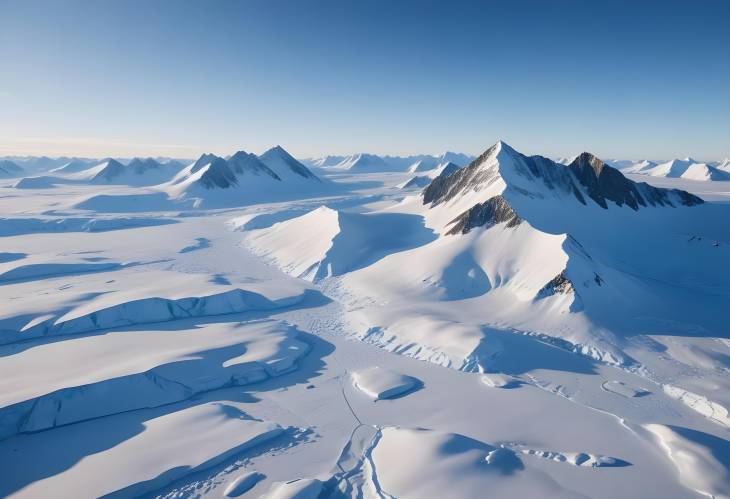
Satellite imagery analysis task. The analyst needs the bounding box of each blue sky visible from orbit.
[1,0,728,160]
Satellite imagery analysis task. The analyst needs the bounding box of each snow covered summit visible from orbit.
[259,145,319,181]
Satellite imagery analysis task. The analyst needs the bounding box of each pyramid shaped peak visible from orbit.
[264,145,293,157]
[191,153,222,173]
[569,152,611,177]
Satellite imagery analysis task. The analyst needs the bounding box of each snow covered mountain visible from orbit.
[332,153,393,172]
[401,161,461,188]
[50,159,96,174]
[407,157,441,173]
[305,151,474,173]
[0,160,23,178]
[67,157,183,186]
[164,147,322,207]
[715,157,730,171]
[258,145,319,181]
[248,141,720,370]
[305,155,346,168]
[437,151,473,166]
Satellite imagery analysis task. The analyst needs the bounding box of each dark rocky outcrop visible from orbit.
[566,153,703,209]
[446,195,522,235]
[536,270,574,299]
[423,143,502,207]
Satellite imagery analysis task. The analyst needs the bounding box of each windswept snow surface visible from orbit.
[1,142,729,498]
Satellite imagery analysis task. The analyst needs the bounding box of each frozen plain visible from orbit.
[0,146,728,499]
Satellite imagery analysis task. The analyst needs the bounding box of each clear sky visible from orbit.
[1,0,728,161]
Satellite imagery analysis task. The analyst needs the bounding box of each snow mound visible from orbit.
[245,206,436,281]
[224,471,265,497]
[644,424,730,499]
[481,373,520,388]
[520,448,627,467]
[601,380,648,398]
[261,478,323,499]
[326,427,585,498]
[352,367,420,400]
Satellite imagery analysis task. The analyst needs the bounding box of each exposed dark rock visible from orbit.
[536,270,574,299]
[423,143,502,207]
[446,195,522,235]
[566,153,703,209]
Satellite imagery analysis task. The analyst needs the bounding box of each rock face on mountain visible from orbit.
[535,270,575,299]
[423,142,703,211]
[566,153,703,209]
[446,195,522,235]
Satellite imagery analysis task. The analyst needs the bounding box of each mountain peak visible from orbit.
[569,152,608,177]
[260,146,319,180]
[191,153,221,173]
[424,142,703,212]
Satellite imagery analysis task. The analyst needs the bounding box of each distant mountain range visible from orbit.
[162,145,324,208]
[303,151,474,173]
